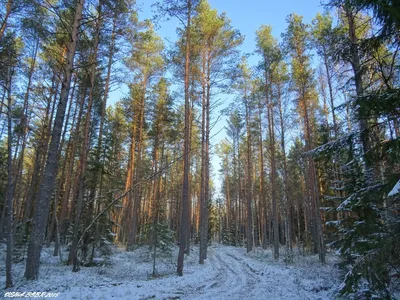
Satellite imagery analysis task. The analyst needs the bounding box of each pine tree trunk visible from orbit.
[127,78,147,250]
[264,63,279,259]
[120,120,137,243]
[277,85,292,255]
[177,0,192,276]
[5,61,15,289]
[0,0,12,43]
[258,98,268,249]
[47,81,75,249]
[345,6,373,182]
[203,56,211,258]
[303,95,325,263]
[186,98,195,254]
[225,165,231,243]
[16,72,58,243]
[90,11,117,244]
[53,78,78,255]
[245,89,253,253]
[12,38,39,226]
[69,9,101,268]
[199,50,207,264]
[60,81,86,242]
[25,0,84,280]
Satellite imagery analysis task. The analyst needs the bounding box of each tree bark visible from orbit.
[345,5,373,183]
[199,49,207,264]
[25,0,84,280]
[12,37,39,225]
[69,6,102,268]
[244,88,253,253]
[264,61,279,259]
[5,60,15,289]
[277,86,292,255]
[257,97,267,249]
[17,73,57,243]
[177,0,192,277]
[0,0,13,43]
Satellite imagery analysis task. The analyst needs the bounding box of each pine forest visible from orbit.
[0,0,399,299]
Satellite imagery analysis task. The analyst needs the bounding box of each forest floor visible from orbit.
[1,243,342,299]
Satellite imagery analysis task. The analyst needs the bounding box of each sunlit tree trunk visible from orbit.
[177,0,192,276]
[25,0,85,279]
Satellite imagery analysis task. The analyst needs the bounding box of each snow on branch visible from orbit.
[337,183,384,211]
[388,179,400,197]
[304,132,357,158]
[355,89,400,119]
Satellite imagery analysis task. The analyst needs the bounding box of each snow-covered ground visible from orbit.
[1,244,341,299]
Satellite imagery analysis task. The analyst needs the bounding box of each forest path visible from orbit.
[1,244,340,300]
[137,244,339,300]
[190,245,260,299]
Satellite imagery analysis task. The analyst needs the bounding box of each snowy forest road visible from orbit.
[191,246,259,299]
[1,244,340,300]
[135,244,339,300]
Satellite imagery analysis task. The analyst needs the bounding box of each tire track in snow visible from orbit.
[221,248,260,299]
[187,246,260,300]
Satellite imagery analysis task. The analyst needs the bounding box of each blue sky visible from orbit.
[138,0,325,55]
[112,0,326,195]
